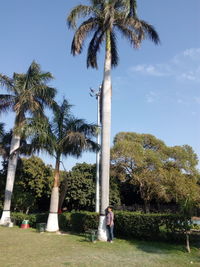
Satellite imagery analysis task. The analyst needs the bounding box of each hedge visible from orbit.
[9,211,197,242]
[11,212,48,227]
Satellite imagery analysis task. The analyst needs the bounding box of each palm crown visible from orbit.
[22,99,98,159]
[67,0,160,68]
[0,61,56,127]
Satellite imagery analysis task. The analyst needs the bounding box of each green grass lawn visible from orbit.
[0,227,199,267]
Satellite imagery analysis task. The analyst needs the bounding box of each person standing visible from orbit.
[106,206,114,243]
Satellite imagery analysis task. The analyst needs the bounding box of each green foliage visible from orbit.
[114,212,194,241]
[109,175,121,207]
[67,0,159,69]
[62,162,121,211]
[115,211,162,238]
[0,61,56,128]
[10,211,199,243]
[111,132,200,212]
[4,156,54,213]
[64,163,96,211]
[58,212,72,231]
[70,211,99,232]
[11,212,48,227]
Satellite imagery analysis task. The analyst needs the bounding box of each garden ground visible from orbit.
[0,227,199,267]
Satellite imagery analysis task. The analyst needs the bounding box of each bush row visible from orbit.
[11,212,48,227]
[10,211,196,242]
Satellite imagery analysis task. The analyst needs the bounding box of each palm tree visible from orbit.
[22,99,98,232]
[0,61,56,224]
[67,0,160,240]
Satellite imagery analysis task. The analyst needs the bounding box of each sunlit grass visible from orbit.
[0,226,199,267]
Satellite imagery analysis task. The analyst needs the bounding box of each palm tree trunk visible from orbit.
[0,134,20,225]
[46,156,60,232]
[95,92,101,213]
[58,176,68,211]
[98,31,112,241]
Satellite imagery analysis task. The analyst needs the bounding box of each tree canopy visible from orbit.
[111,132,200,212]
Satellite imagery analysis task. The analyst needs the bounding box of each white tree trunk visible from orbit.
[46,187,59,232]
[98,215,108,241]
[58,177,68,211]
[98,32,112,241]
[0,135,20,225]
[95,93,101,213]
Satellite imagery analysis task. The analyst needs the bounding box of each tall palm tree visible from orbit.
[67,0,160,240]
[22,99,98,232]
[0,61,56,224]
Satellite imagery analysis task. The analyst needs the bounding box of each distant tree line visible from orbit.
[1,132,199,214]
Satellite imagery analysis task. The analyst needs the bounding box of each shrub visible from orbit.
[11,212,48,227]
[10,211,198,243]
[114,211,163,239]
[70,211,98,232]
[58,212,72,231]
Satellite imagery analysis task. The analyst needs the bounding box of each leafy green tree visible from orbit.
[64,163,96,211]
[109,174,121,207]
[111,132,200,212]
[160,168,200,207]
[0,61,56,224]
[67,0,160,240]
[13,156,53,213]
[22,99,98,231]
[60,163,121,211]
[0,156,53,213]
[165,145,199,176]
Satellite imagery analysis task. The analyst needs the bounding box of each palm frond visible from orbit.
[0,94,15,113]
[60,132,96,158]
[58,117,98,157]
[29,61,54,82]
[89,0,104,6]
[16,116,55,155]
[52,99,72,140]
[12,61,56,122]
[71,18,98,55]
[0,74,14,92]
[127,0,137,18]
[84,138,100,152]
[0,122,4,137]
[33,85,57,106]
[87,28,105,68]
[0,130,12,159]
[140,20,160,44]
[67,5,97,29]
[110,31,119,67]
[115,23,141,48]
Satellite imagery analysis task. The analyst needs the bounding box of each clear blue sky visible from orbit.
[0,0,199,170]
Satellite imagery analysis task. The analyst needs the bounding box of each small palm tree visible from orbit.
[67,0,160,240]
[0,61,56,224]
[23,99,98,232]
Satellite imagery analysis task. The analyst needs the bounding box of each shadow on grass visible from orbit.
[134,240,185,254]
[126,237,200,257]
